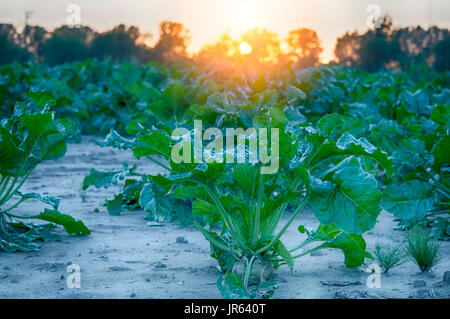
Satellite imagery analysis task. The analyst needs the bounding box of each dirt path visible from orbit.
[0,136,448,299]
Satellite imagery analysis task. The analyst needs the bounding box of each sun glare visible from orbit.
[238,41,252,55]
[232,5,259,34]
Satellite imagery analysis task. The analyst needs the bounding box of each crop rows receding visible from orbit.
[0,60,448,298]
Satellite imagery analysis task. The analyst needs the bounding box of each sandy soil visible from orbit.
[0,136,449,299]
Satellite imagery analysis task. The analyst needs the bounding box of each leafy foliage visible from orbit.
[1,59,448,298]
[0,91,90,252]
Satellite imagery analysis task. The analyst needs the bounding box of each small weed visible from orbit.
[79,188,87,202]
[374,241,408,273]
[406,226,441,272]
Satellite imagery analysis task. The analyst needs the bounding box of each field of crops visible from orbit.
[0,60,449,299]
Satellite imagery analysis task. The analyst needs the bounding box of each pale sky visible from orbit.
[1,0,449,62]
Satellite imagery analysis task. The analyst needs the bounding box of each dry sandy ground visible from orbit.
[0,136,449,299]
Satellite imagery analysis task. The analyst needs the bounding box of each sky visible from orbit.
[1,0,449,62]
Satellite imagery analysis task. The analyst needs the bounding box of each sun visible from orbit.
[239,41,252,55]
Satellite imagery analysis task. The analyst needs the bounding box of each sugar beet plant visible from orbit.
[0,92,90,252]
[86,107,392,298]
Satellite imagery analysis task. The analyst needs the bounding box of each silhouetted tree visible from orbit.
[20,25,47,62]
[90,24,141,61]
[286,28,322,68]
[334,31,361,67]
[392,26,449,67]
[433,35,450,71]
[241,28,280,64]
[358,16,406,71]
[41,25,93,65]
[0,24,30,64]
[196,33,237,63]
[150,21,190,64]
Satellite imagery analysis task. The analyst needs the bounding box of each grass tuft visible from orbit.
[374,241,408,273]
[406,226,441,272]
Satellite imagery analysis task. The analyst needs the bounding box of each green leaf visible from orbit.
[310,224,341,241]
[172,185,208,201]
[24,91,57,110]
[431,105,450,128]
[310,157,382,235]
[36,209,91,235]
[139,182,172,222]
[217,272,249,299]
[381,180,434,226]
[309,132,393,177]
[253,107,288,129]
[192,199,215,216]
[232,164,259,197]
[7,221,61,243]
[317,113,363,140]
[106,194,124,216]
[16,191,60,210]
[249,280,278,299]
[287,85,307,104]
[0,126,27,176]
[210,238,236,273]
[275,240,294,271]
[82,168,128,190]
[433,135,450,167]
[96,130,135,150]
[317,230,372,267]
[133,130,172,159]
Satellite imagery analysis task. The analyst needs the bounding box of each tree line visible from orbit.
[0,17,449,71]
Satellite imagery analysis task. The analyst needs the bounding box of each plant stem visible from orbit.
[292,245,323,259]
[0,177,18,206]
[426,210,450,216]
[192,220,231,252]
[0,213,11,239]
[288,239,314,253]
[0,176,11,202]
[191,180,251,252]
[436,201,450,206]
[147,156,172,172]
[1,198,26,213]
[251,174,263,249]
[243,255,257,290]
[255,193,310,255]
[262,202,288,237]
[3,170,33,205]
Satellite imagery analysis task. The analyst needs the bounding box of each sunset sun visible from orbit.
[238,41,252,55]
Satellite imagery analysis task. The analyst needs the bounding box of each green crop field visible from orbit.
[0,59,448,299]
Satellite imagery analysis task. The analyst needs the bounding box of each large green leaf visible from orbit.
[317,230,372,267]
[133,130,172,159]
[381,180,434,226]
[310,157,382,234]
[139,182,172,222]
[433,135,450,167]
[309,132,393,177]
[298,224,372,267]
